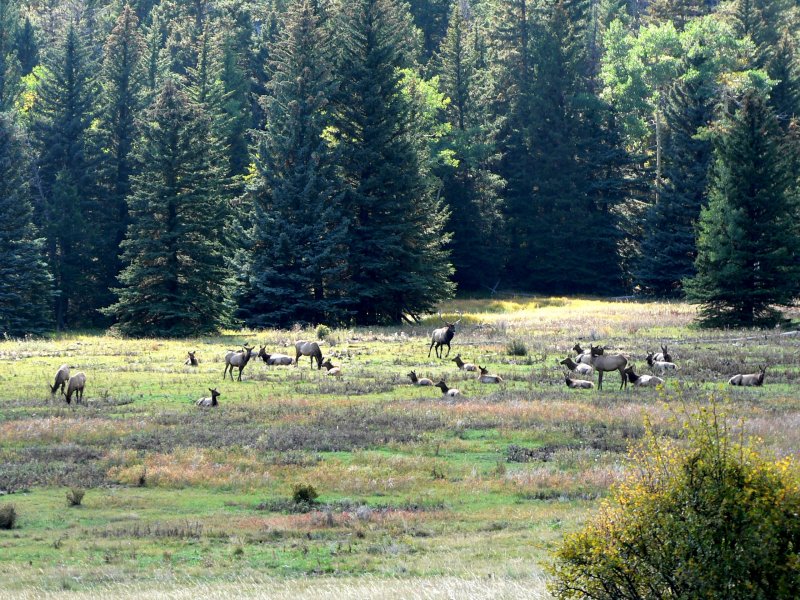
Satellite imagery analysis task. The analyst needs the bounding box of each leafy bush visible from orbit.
[66,487,85,507]
[550,402,800,599]
[292,483,319,505]
[0,504,16,529]
[315,324,331,340]
[506,339,528,356]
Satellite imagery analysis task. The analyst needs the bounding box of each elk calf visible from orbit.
[197,388,221,407]
[729,366,766,387]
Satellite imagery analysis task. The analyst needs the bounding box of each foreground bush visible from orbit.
[551,403,800,600]
[0,504,16,529]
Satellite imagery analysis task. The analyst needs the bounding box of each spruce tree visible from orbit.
[0,0,21,111]
[15,16,37,76]
[104,78,231,336]
[0,114,53,336]
[685,91,800,327]
[333,0,453,323]
[241,0,349,327]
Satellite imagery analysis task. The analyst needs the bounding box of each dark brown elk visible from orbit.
[197,388,221,407]
[185,351,198,367]
[223,345,254,381]
[295,340,323,369]
[589,345,628,390]
[63,372,86,404]
[428,312,462,358]
[729,366,766,387]
[50,364,70,395]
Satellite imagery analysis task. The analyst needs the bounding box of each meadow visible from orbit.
[1,297,799,599]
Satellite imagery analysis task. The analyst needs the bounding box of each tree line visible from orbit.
[0,0,798,336]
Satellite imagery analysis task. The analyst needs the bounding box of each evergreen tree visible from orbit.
[333,0,453,323]
[242,0,348,327]
[105,78,230,336]
[645,0,713,28]
[15,16,38,76]
[685,91,800,327]
[0,0,21,111]
[0,113,53,336]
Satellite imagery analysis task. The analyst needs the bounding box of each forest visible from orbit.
[1,0,800,335]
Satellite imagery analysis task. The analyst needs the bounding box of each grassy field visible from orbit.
[1,297,799,598]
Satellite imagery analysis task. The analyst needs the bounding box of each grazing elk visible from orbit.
[258,346,293,366]
[407,370,434,386]
[573,343,592,365]
[320,359,342,377]
[197,388,221,407]
[223,345,255,381]
[477,365,503,384]
[434,380,461,397]
[624,365,664,388]
[589,345,628,390]
[428,312,462,358]
[295,340,323,369]
[63,372,86,404]
[185,351,199,367]
[50,364,70,395]
[646,352,677,375]
[565,374,594,389]
[451,353,478,372]
[729,366,766,387]
[559,357,593,376]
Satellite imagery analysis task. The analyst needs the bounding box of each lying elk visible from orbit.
[197,388,221,407]
[559,357,593,376]
[477,365,503,384]
[320,359,342,377]
[435,380,461,397]
[185,351,198,367]
[63,372,86,404]
[451,353,477,372]
[295,340,323,369]
[223,345,254,381]
[565,373,594,389]
[407,370,434,386]
[428,311,462,358]
[729,366,766,387]
[589,345,628,390]
[258,346,293,366]
[653,344,672,363]
[646,352,677,375]
[50,364,70,395]
[573,343,592,365]
[624,365,664,388]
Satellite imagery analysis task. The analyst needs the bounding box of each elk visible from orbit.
[653,344,672,362]
[572,343,592,365]
[565,374,594,389]
[559,357,593,376]
[646,352,677,375]
[50,364,70,395]
[320,359,342,377]
[624,365,664,388]
[428,311,462,358]
[434,380,461,397]
[451,353,477,372]
[63,372,86,404]
[477,365,503,384]
[197,388,221,407]
[407,370,434,386]
[729,366,766,387]
[295,340,323,369]
[185,351,198,367]
[223,345,254,381]
[257,346,293,366]
[589,345,628,390]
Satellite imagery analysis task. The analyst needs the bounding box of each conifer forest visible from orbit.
[2,0,800,336]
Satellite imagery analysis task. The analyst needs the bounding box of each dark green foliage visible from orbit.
[333,0,454,323]
[15,16,37,76]
[291,483,319,504]
[104,79,231,336]
[242,0,348,327]
[645,0,714,27]
[551,404,800,599]
[65,487,85,506]
[685,91,800,327]
[0,113,53,336]
[0,0,21,111]
[0,503,16,529]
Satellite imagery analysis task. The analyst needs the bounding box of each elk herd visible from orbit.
[45,313,773,409]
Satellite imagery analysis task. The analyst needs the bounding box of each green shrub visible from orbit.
[550,402,800,599]
[292,483,319,504]
[66,487,85,507]
[315,324,331,340]
[0,504,16,529]
[506,339,528,356]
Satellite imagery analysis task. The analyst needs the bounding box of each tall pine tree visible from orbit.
[104,78,231,336]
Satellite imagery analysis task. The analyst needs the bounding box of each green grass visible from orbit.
[1,297,799,597]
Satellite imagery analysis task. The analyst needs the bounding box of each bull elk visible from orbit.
[428,311,462,358]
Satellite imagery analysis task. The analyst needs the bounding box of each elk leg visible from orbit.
[428,341,435,357]
[444,343,450,358]
[597,371,603,390]
[619,368,626,390]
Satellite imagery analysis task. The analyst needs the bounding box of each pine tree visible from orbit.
[242,0,349,327]
[645,0,713,28]
[105,78,231,336]
[333,0,453,323]
[0,0,21,111]
[0,114,53,336]
[14,16,37,76]
[685,91,800,327]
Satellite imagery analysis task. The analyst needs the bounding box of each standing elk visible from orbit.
[258,346,293,366]
[407,370,434,386]
[589,345,628,390]
[50,364,70,395]
[295,340,323,369]
[223,345,254,381]
[451,354,477,372]
[185,351,198,367]
[63,372,86,404]
[428,311,462,358]
[197,388,221,407]
[729,366,766,387]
